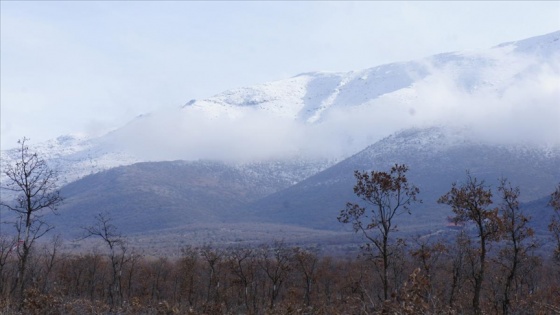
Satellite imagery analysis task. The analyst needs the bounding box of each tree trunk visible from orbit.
[382,234,389,301]
[473,236,486,315]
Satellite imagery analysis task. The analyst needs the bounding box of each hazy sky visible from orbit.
[1,1,559,149]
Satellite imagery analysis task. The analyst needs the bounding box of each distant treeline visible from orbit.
[0,238,559,314]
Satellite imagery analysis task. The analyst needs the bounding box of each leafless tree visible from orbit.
[123,249,143,301]
[39,234,63,294]
[258,241,293,309]
[148,257,172,302]
[292,247,319,307]
[338,164,420,301]
[226,246,256,312]
[0,138,63,307]
[82,212,128,308]
[0,235,18,296]
[178,246,199,307]
[199,245,224,305]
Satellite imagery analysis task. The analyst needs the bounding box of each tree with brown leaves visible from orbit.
[438,172,501,315]
[339,164,420,301]
[496,178,535,315]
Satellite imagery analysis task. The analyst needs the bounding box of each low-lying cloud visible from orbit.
[104,52,560,162]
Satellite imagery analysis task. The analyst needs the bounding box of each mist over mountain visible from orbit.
[101,31,560,162]
[3,31,557,171]
[1,31,559,246]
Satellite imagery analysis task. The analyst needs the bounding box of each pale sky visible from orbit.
[1,1,559,149]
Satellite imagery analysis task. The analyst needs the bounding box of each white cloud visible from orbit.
[404,52,560,146]
[1,1,559,150]
[103,107,304,161]
[96,45,559,163]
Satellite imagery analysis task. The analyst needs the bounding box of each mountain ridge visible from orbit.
[1,31,559,247]
[2,31,558,169]
[237,125,560,231]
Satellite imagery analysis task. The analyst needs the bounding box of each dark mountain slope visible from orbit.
[240,127,560,232]
[46,159,325,237]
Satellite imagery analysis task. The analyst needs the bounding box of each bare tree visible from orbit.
[226,247,256,312]
[0,235,18,296]
[338,164,420,301]
[82,212,128,308]
[438,172,502,315]
[292,247,319,307]
[123,249,143,302]
[148,257,172,302]
[39,234,63,294]
[199,245,224,305]
[0,138,63,307]
[258,241,293,309]
[178,246,199,307]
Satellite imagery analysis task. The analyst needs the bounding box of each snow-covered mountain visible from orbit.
[35,126,560,241]
[3,31,559,185]
[1,31,558,245]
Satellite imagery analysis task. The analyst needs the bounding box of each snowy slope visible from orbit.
[182,31,559,122]
[1,135,141,188]
[1,31,558,188]
[105,30,558,161]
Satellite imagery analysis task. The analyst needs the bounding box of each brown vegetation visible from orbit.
[1,143,559,314]
[0,238,558,314]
